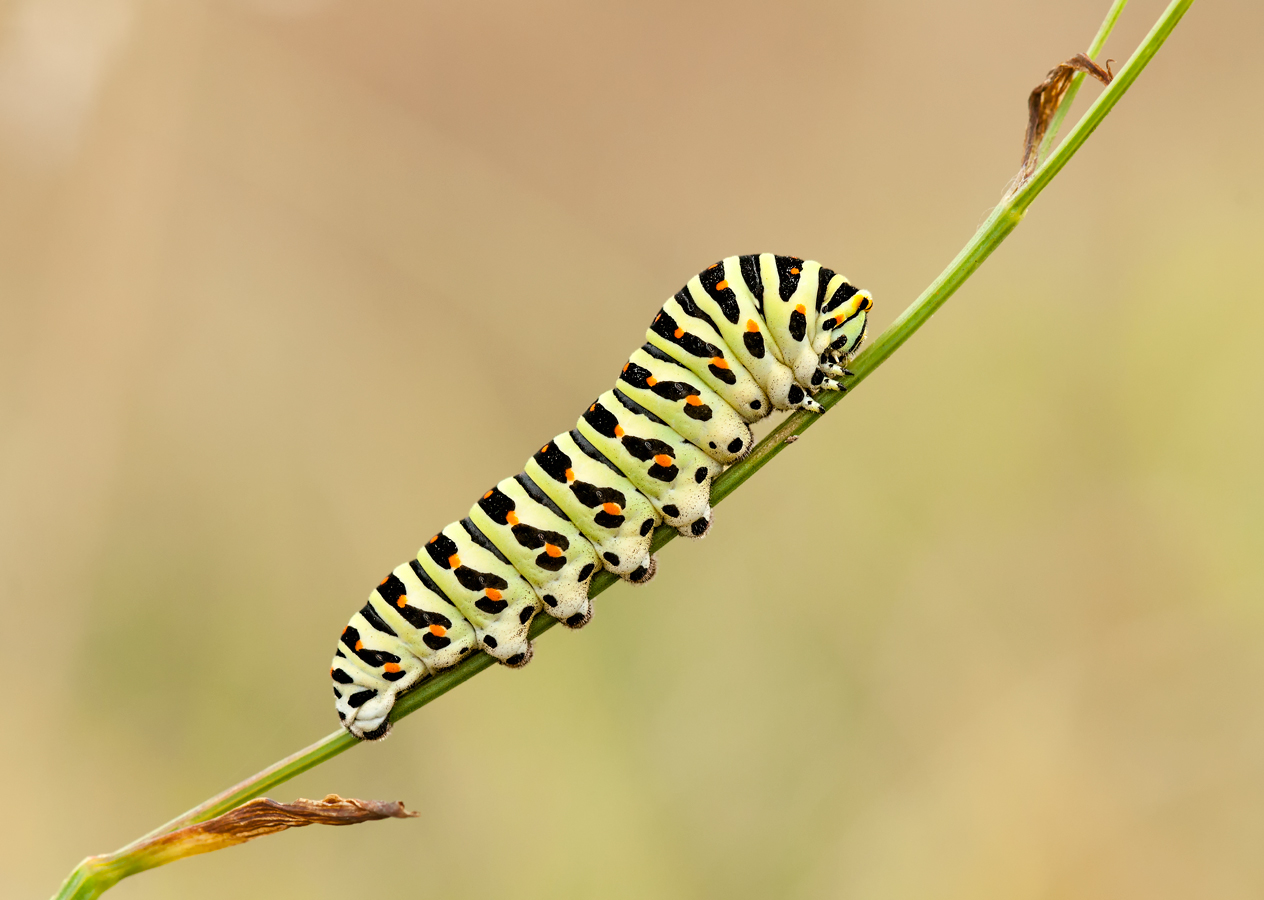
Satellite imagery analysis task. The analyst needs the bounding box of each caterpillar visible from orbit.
[332,253,873,739]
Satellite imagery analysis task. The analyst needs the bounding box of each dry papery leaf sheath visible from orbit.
[1011,52,1114,195]
[92,795,415,873]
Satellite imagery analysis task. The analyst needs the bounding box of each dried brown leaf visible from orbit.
[127,795,416,868]
[1009,52,1114,196]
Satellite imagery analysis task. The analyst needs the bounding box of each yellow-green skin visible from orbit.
[332,254,873,739]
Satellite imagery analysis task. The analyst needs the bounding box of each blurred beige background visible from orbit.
[2,0,1261,897]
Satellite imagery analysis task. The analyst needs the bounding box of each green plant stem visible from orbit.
[1039,0,1128,163]
[52,2,1194,897]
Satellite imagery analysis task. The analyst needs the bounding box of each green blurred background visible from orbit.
[2,0,1262,897]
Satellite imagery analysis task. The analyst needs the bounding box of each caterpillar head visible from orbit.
[826,290,873,361]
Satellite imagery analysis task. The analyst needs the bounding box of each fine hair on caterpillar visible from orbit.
[331,253,873,740]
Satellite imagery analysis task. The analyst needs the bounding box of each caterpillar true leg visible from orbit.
[333,253,872,740]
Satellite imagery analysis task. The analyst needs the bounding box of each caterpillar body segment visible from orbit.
[617,347,754,465]
[417,523,541,666]
[529,432,661,581]
[763,260,831,387]
[647,293,771,424]
[468,477,600,629]
[378,562,478,670]
[577,391,720,538]
[333,254,872,739]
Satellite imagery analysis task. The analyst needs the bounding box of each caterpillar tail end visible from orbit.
[352,716,394,742]
[337,686,400,742]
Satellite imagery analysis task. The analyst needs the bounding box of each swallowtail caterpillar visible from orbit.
[332,253,873,739]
